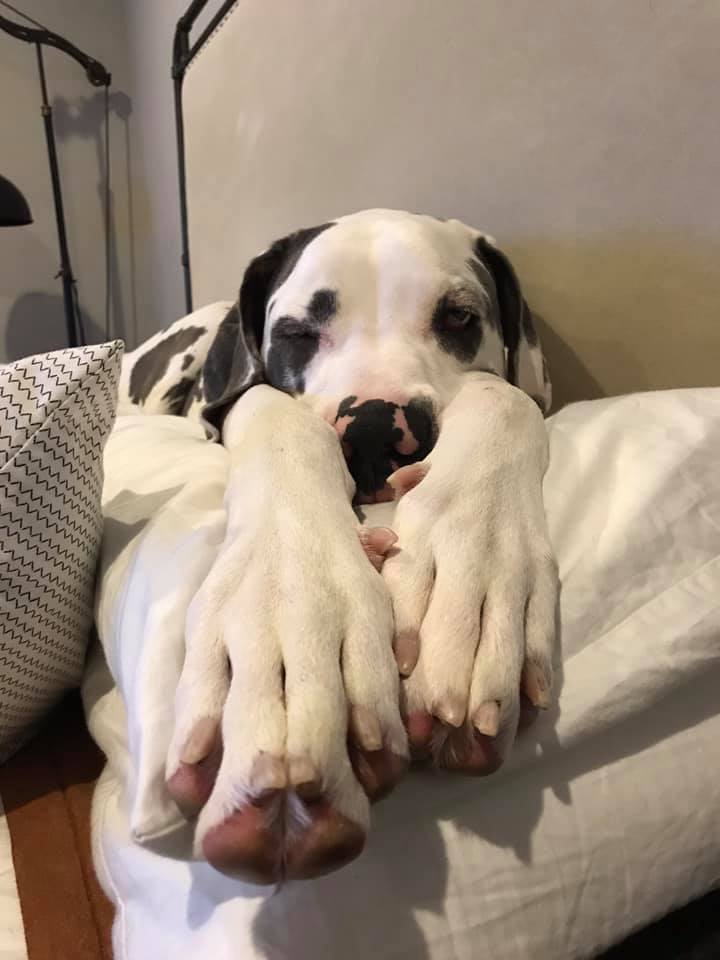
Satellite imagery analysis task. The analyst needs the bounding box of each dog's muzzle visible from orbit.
[334,395,438,502]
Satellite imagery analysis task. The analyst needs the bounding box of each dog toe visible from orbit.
[166,743,222,818]
[348,741,408,802]
[284,800,366,880]
[201,798,284,884]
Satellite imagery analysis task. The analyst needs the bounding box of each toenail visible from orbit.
[358,525,398,553]
[394,629,419,676]
[434,695,466,728]
[522,662,552,709]
[386,462,429,498]
[350,705,383,751]
[180,717,219,764]
[473,700,501,737]
[249,753,287,797]
[289,756,323,799]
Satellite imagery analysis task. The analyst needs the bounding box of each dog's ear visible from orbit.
[474,236,552,414]
[200,223,334,435]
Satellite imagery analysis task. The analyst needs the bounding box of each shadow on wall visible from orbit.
[3,89,136,361]
[513,233,720,412]
[52,90,136,347]
[533,313,604,410]
[5,291,106,361]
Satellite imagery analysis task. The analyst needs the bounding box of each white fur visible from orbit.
[165,211,557,854]
[382,373,557,757]
[268,211,509,418]
[168,386,407,848]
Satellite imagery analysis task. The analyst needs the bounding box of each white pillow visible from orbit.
[87,388,720,960]
[0,341,122,762]
[92,389,720,842]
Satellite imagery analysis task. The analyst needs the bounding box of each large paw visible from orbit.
[382,383,559,774]
[165,525,407,885]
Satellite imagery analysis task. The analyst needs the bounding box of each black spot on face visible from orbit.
[181,353,194,371]
[266,320,320,392]
[307,288,337,325]
[161,376,196,415]
[265,288,339,392]
[268,223,336,301]
[129,326,206,404]
[199,224,336,432]
[431,293,483,363]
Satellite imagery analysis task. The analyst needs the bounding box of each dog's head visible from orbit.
[202,210,550,501]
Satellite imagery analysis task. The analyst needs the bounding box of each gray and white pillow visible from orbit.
[0,341,122,762]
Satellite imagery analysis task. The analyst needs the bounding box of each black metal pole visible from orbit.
[173,7,194,315]
[173,69,192,314]
[35,42,79,347]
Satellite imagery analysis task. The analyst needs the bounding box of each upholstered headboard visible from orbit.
[182,0,719,410]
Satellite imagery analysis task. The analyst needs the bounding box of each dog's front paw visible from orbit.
[164,507,407,884]
[383,380,559,773]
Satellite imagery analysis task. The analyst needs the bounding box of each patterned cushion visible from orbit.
[0,341,122,762]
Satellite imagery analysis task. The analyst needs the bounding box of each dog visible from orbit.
[119,209,558,884]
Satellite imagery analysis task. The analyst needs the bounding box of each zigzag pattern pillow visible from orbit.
[0,341,122,762]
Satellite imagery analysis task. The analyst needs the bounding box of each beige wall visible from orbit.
[184,0,720,409]
[7,0,717,407]
[0,0,137,361]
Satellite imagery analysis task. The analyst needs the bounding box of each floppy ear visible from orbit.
[474,237,552,414]
[200,223,334,436]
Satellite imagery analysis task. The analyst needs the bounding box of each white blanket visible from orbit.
[0,795,26,960]
[85,389,720,960]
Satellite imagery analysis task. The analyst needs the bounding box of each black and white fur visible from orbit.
[118,210,557,884]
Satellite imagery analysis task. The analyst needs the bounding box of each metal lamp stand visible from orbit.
[0,9,111,347]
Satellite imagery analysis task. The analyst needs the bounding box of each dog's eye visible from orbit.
[441,308,475,331]
[275,323,320,341]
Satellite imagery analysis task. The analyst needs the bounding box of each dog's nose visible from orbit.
[334,395,438,501]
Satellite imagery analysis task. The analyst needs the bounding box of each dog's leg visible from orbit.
[382,372,558,772]
[165,386,407,883]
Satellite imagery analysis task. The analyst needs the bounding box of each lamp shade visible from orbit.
[0,174,33,226]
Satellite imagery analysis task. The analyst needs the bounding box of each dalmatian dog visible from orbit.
[119,209,558,885]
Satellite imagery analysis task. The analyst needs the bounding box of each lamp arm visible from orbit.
[0,13,110,86]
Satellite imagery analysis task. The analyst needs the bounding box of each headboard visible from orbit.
[182,0,720,410]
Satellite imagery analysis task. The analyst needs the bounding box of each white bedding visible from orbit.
[85,389,720,960]
[0,795,26,960]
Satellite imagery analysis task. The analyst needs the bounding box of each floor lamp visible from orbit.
[0,173,33,227]
[0,5,111,348]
